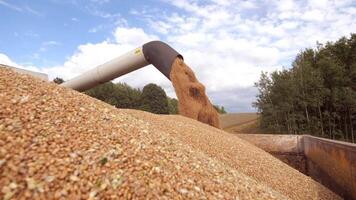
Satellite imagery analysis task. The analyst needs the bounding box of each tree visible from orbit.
[254,33,356,143]
[84,81,227,118]
[114,82,141,109]
[213,105,227,114]
[85,82,142,109]
[85,82,119,106]
[53,77,64,84]
[221,106,227,114]
[168,97,179,114]
[140,83,169,114]
[253,72,281,132]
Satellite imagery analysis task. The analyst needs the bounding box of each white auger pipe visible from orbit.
[61,41,182,92]
[61,47,148,91]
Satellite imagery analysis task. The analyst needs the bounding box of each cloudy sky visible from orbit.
[0,0,355,112]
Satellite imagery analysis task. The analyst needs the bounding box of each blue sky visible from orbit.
[0,0,355,112]
[0,0,168,67]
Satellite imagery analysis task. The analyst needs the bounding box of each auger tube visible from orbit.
[61,41,182,92]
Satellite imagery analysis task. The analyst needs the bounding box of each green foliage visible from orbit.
[254,34,356,143]
[85,82,142,109]
[214,105,227,114]
[168,97,179,114]
[85,82,170,114]
[85,82,120,106]
[85,82,227,117]
[114,83,142,109]
[139,83,169,114]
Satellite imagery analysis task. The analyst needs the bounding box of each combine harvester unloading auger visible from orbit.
[61,41,220,128]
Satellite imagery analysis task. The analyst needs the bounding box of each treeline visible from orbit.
[254,34,355,143]
[85,82,177,114]
[85,82,227,114]
[54,79,227,115]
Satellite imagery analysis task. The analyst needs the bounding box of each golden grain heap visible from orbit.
[0,67,339,199]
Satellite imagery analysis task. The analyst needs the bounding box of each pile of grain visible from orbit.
[0,67,339,200]
[170,58,220,128]
[125,110,341,200]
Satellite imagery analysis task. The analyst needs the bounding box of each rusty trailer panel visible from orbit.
[236,134,356,200]
[303,135,356,200]
[236,134,303,154]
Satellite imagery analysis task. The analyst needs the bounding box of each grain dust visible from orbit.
[170,58,220,128]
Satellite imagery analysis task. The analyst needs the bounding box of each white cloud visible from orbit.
[0,53,41,72]
[40,34,152,80]
[0,0,22,12]
[276,0,297,11]
[39,41,61,52]
[0,0,42,16]
[1,0,355,112]
[0,53,21,67]
[23,5,43,17]
[5,27,173,95]
[90,0,110,4]
[301,10,324,21]
[1,27,155,78]
[125,0,355,111]
[114,27,159,45]
[88,25,105,33]
[43,41,61,46]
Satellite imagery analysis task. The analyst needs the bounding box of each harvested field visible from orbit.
[220,113,260,133]
[225,120,260,134]
[219,113,259,128]
[0,67,340,199]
